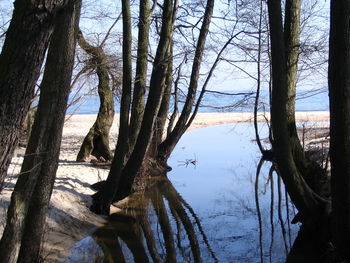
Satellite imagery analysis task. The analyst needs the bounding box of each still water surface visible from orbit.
[67,123,299,263]
[67,89,329,114]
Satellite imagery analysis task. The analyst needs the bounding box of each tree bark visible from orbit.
[284,0,309,180]
[0,0,80,262]
[284,0,327,196]
[329,0,350,260]
[157,0,214,162]
[0,0,68,189]
[149,44,173,157]
[128,0,151,153]
[90,0,133,214]
[76,30,114,162]
[267,0,324,226]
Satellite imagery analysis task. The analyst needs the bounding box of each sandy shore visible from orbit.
[0,111,329,262]
[64,111,330,134]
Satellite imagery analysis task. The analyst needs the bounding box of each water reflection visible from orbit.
[68,166,298,263]
[67,123,301,262]
[254,158,331,263]
[69,177,218,263]
[254,158,296,263]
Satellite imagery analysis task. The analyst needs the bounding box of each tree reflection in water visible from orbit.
[68,164,302,263]
[254,158,297,263]
[65,123,336,262]
[89,177,218,263]
[255,158,332,263]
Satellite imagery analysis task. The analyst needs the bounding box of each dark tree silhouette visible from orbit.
[328,0,350,260]
[0,0,69,189]
[0,0,81,261]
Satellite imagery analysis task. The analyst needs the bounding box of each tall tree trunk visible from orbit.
[90,0,133,214]
[128,0,151,153]
[157,0,214,162]
[0,0,68,189]
[112,0,175,202]
[149,45,173,157]
[76,30,114,162]
[284,0,304,165]
[0,1,80,262]
[267,0,324,226]
[329,0,350,260]
[284,0,326,195]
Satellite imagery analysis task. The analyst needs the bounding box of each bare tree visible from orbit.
[157,0,215,162]
[76,28,116,162]
[91,0,176,214]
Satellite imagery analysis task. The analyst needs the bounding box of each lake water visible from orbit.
[66,89,329,115]
[66,123,300,263]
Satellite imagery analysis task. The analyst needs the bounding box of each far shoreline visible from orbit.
[64,111,330,134]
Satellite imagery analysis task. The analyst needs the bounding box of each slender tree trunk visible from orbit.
[167,56,186,136]
[284,0,328,196]
[0,1,80,262]
[149,45,173,157]
[113,0,175,202]
[267,0,324,226]
[90,0,133,214]
[128,0,151,153]
[0,0,68,189]
[76,30,114,162]
[167,80,179,136]
[329,0,350,260]
[254,0,265,155]
[157,0,214,162]
[284,0,309,177]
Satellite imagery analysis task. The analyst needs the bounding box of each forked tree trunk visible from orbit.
[157,0,214,162]
[76,30,114,162]
[329,0,350,260]
[0,1,80,262]
[0,0,68,189]
[110,0,175,203]
[267,0,324,226]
